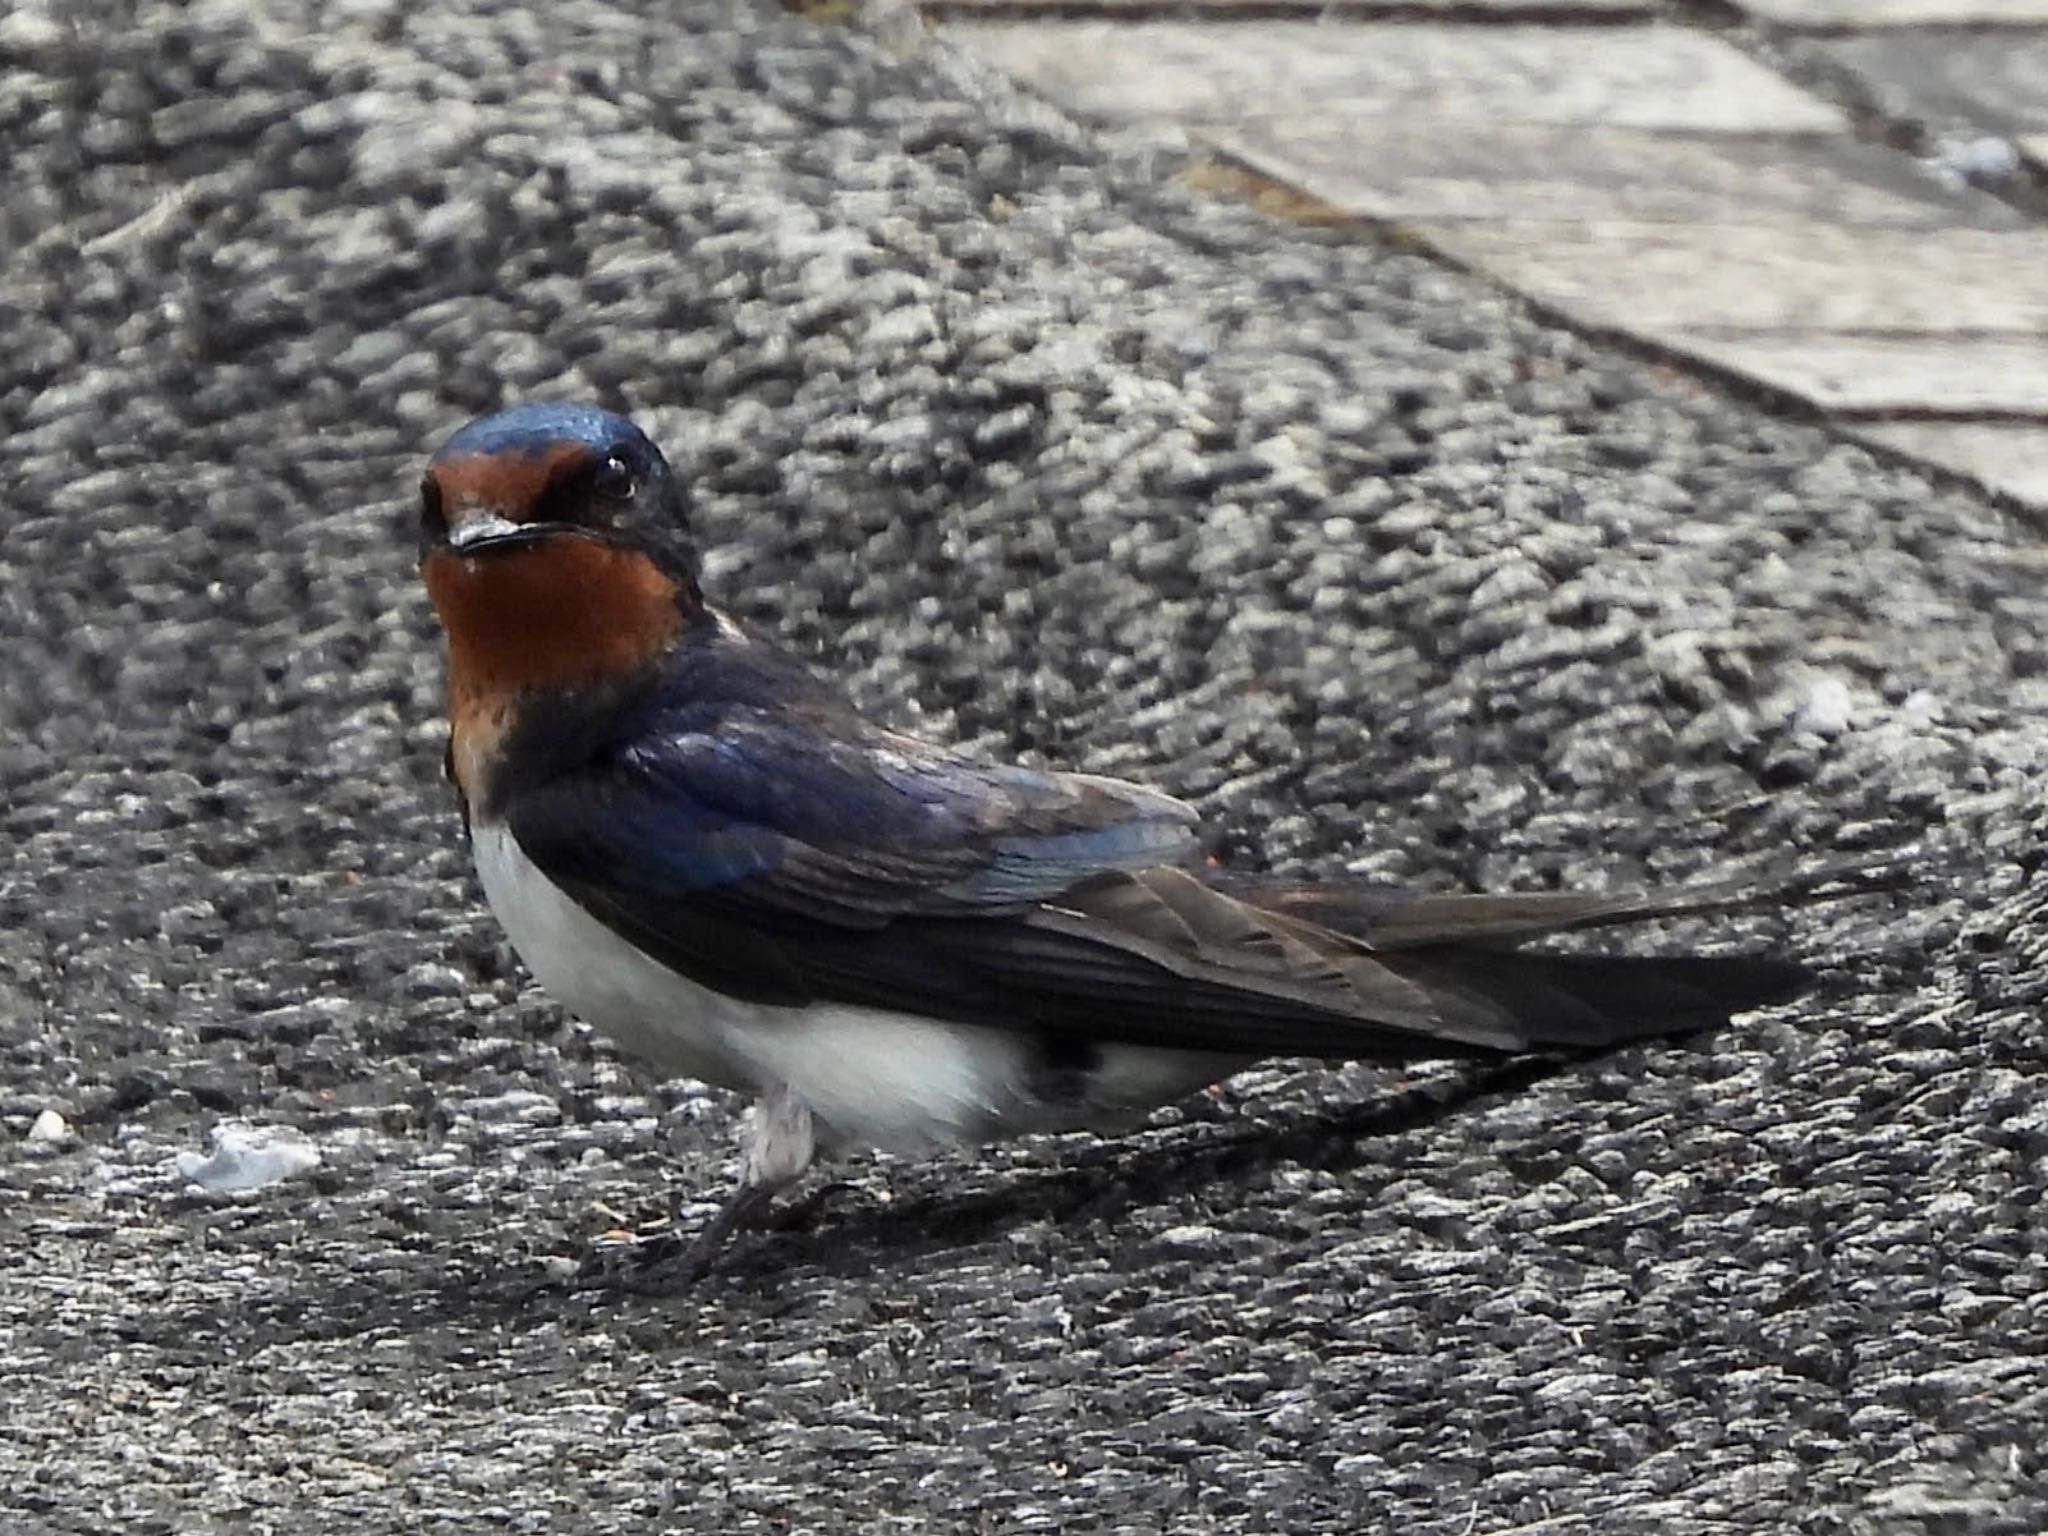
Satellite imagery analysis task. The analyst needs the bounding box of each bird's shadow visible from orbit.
[595,1049,1597,1299]
[93,1054,1588,1357]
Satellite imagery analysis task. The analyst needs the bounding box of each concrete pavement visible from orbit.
[943,0,2048,508]
[6,0,2048,1531]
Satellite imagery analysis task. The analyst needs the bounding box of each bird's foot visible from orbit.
[575,1086,830,1291]
[573,1181,782,1292]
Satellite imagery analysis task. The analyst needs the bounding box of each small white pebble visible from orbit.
[174,1122,322,1193]
[1794,676,1854,738]
[1899,689,1943,722]
[26,1108,71,1144]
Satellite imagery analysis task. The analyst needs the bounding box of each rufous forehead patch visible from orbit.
[428,441,593,524]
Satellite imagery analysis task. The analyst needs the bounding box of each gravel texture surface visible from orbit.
[6,0,2048,1531]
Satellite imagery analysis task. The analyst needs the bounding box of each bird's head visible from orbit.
[419,401,699,590]
[418,404,705,773]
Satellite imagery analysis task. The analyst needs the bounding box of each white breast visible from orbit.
[470,821,1247,1151]
[470,819,1055,1150]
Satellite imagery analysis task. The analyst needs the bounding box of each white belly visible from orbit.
[470,820,1234,1150]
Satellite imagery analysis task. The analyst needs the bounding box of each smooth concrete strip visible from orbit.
[1419,221,2048,334]
[1201,122,2019,228]
[1735,0,2048,24]
[930,0,1655,12]
[1817,29,2048,136]
[1851,422,2048,510]
[947,22,1851,132]
[1654,332,2048,416]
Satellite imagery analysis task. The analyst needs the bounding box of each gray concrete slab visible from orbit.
[1851,421,2048,508]
[948,21,1851,131]
[1202,121,2020,227]
[932,0,1655,12]
[956,13,2048,435]
[1737,0,2048,23]
[1817,27,2048,136]
[1422,220,2048,334]
[1659,332,2048,417]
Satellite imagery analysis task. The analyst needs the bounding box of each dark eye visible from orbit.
[591,454,635,502]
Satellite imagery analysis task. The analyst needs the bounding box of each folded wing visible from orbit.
[505,701,1807,1059]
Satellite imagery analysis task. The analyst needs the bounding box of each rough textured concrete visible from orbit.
[5,0,2048,1531]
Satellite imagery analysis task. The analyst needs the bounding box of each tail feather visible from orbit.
[1229,862,1844,1049]
[1368,948,1812,1049]
[1216,852,1900,951]
[1035,861,1841,1061]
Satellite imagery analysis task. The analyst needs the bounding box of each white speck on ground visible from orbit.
[1794,674,1855,737]
[173,1123,323,1193]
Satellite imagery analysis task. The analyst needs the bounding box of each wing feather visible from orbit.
[500,668,1807,1061]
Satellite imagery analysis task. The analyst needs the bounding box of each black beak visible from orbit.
[443,516,592,555]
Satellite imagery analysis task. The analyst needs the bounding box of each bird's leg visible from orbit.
[579,1084,817,1290]
[670,1083,817,1276]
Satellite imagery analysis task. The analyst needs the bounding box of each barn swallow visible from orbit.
[418,401,1811,1277]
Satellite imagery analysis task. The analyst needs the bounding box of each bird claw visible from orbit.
[572,1224,724,1292]
[571,1181,784,1292]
